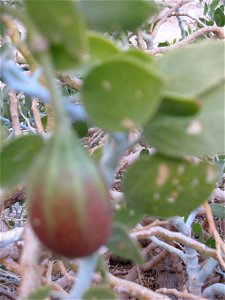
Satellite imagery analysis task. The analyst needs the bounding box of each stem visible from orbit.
[38,52,67,127]
[67,253,99,299]
[0,4,30,28]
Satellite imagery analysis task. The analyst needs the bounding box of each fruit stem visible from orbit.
[38,52,67,127]
[67,253,99,299]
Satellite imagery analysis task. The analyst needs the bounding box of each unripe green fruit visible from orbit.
[28,125,112,258]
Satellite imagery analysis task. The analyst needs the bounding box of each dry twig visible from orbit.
[108,273,170,300]
[204,201,225,271]
[156,288,208,299]
[32,98,45,134]
[9,91,22,136]
[18,222,42,299]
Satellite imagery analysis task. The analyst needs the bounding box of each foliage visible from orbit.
[0,0,224,299]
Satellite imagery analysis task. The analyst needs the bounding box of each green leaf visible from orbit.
[78,0,157,31]
[210,0,220,12]
[0,124,9,146]
[123,48,154,65]
[82,56,164,131]
[192,223,205,244]
[205,237,216,249]
[210,204,225,219]
[0,135,44,188]
[158,93,201,117]
[88,32,120,61]
[143,82,224,157]
[157,41,224,98]
[24,0,87,69]
[214,7,225,27]
[83,286,118,300]
[72,120,88,138]
[107,222,143,264]
[27,286,51,300]
[123,155,216,218]
[114,202,143,229]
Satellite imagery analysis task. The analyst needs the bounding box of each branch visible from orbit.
[146,26,225,55]
[0,227,24,248]
[203,283,225,299]
[108,273,170,300]
[130,226,219,261]
[57,73,83,90]
[151,0,192,39]
[204,201,225,271]
[9,91,22,136]
[156,288,207,300]
[18,222,42,299]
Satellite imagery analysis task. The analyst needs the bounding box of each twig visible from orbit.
[142,249,168,272]
[57,73,83,90]
[0,286,17,300]
[18,222,42,299]
[18,102,36,133]
[204,201,225,271]
[156,288,207,300]
[176,8,186,39]
[46,260,54,283]
[146,26,225,55]
[9,91,22,136]
[0,184,26,213]
[203,283,225,298]
[137,31,146,50]
[151,0,192,39]
[130,226,219,261]
[32,98,45,134]
[108,273,171,300]
[0,227,24,248]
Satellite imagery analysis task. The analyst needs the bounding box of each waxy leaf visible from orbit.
[143,83,224,157]
[123,48,154,65]
[24,0,86,69]
[88,32,120,61]
[27,287,51,300]
[0,135,44,188]
[210,204,225,219]
[114,202,143,229]
[214,7,225,27]
[123,155,216,218]
[107,222,143,264]
[78,0,157,31]
[192,223,205,244]
[82,56,164,131]
[157,41,224,98]
[158,93,201,117]
[83,286,118,300]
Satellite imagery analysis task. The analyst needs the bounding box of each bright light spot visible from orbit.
[177,164,185,174]
[121,118,136,129]
[62,16,72,25]
[52,32,62,43]
[152,205,159,211]
[12,151,26,161]
[186,119,202,135]
[101,80,112,90]
[172,178,179,186]
[134,89,143,98]
[177,185,183,192]
[206,166,215,183]
[167,197,175,204]
[156,163,170,186]
[190,178,199,188]
[153,192,160,200]
[129,209,135,216]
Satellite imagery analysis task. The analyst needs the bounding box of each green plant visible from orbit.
[0,1,224,299]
